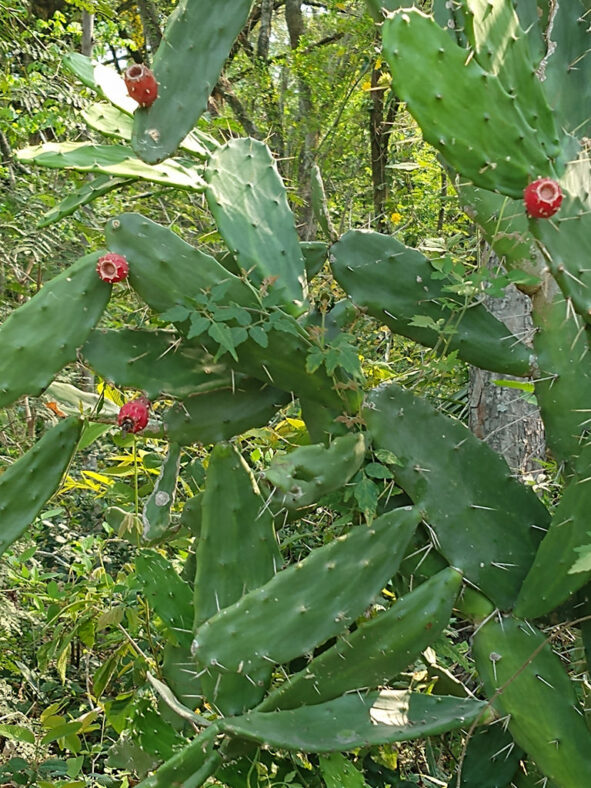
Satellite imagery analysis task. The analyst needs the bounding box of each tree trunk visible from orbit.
[285,0,318,239]
[469,252,545,476]
[369,48,399,232]
[81,11,94,57]
[257,0,274,59]
[137,0,162,56]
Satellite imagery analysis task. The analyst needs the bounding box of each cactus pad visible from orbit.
[0,417,82,557]
[0,252,110,408]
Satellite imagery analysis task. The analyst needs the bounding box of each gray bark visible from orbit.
[285,0,318,239]
[137,0,162,56]
[81,11,94,57]
[257,0,274,59]
[469,254,545,476]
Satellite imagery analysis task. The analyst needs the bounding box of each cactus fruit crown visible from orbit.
[96,252,129,283]
[523,178,563,219]
[118,397,150,433]
[124,63,158,108]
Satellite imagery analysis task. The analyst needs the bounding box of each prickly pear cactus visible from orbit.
[3,2,591,787]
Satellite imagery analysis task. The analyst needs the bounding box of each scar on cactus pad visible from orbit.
[118,397,150,433]
[124,63,158,108]
[96,253,129,283]
[524,178,563,219]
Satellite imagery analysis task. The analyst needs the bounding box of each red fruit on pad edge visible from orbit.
[96,253,129,283]
[118,397,150,434]
[124,63,158,108]
[523,178,563,219]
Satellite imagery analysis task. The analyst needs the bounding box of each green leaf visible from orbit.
[364,462,393,480]
[374,449,402,466]
[208,321,238,362]
[319,753,366,788]
[78,422,111,451]
[0,724,35,744]
[306,346,325,374]
[354,476,379,521]
[160,305,191,323]
[569,542,591,574]
[267,311,304,337]
[187,314,211,339]
[211,304,246,323]
[409,314,443,331]
[230,326,249,347]
[40,722,82,746]
[249,325,269,348]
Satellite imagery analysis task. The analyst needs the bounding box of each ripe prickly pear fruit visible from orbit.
[523,178,563,218]
[118,397,150,433]
[124,63,158,107]
[96,252,129,283]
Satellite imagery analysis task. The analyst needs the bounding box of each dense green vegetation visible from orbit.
[2,2,589,787]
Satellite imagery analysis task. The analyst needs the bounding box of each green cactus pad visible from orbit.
[473,615,591,788]
[531,193,591,324]
[233,322,359,413]
[164,379,290,446]
[259,567,462,711]
[457,722,523,788]
[18,142,205,190]
[381,8,561,197]
[0,251,110,409]
[161,640,202,711]
[511,0,550,66]
[105,213,255,313]
[63,52,136,113]
[131,0,254,163]
[83,103,209,158]
[179,492,202,538]
[195,442,280,626]
[455,182,540,278]
[532,294,591,464]
[191,507,418,693]
[310,162,336,241]
[205,138,307,314]
[134,723,221,788]
[83,103,134,142]
[331,230,534,376]
[82,328,231,400]
[104,214,354,413]
[220,691,489,751]
[141,443,181,543]
[135,550,193,645]
[515,444,591,619]
[264,433,367,510]
[301,241,328,281]
[364,383,550,609]
[0,417,82,557]
[463,0,563,159]
[38,174,133,228]
[195,443,281,714]
[365,0,407,22]
[134,551,202,714]
[541,0,591,138]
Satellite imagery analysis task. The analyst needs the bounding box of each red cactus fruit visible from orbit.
[523,178,563,219]
[118,397,150,434]
[96,253,129,283]
[124,63,158,107]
